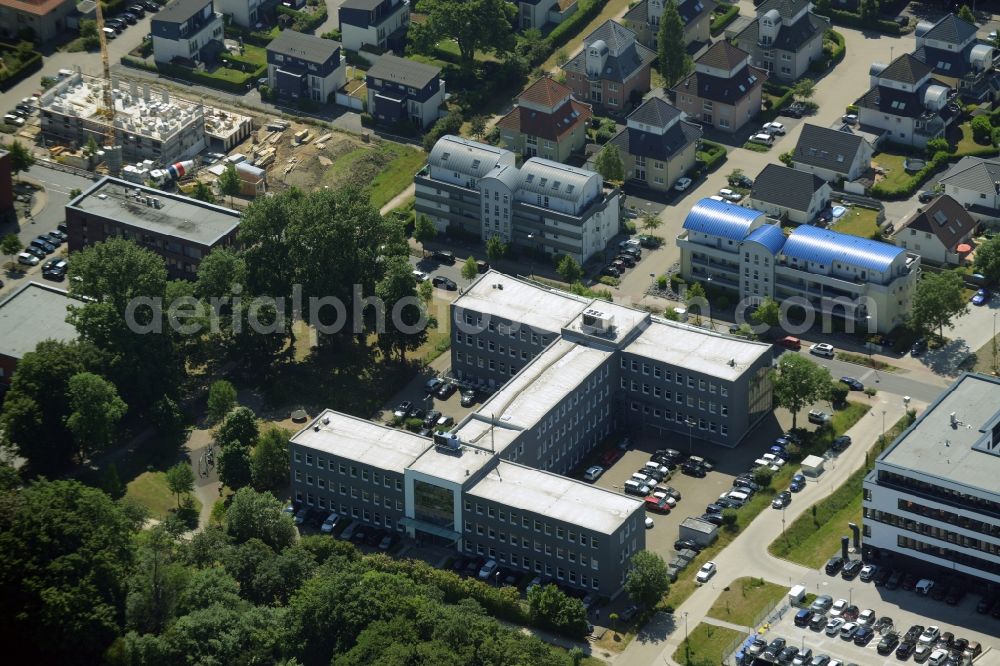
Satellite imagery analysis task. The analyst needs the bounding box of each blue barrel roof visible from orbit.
[781,224,904,272]
[682,198,764,241]
[743,224,786,255]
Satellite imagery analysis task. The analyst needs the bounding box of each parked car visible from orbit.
[854,626,875,645]
[859,565,878,583]
[919,626,941,645]
[674,539,702,552]
[825,556,845,575]
[762,121,786,135]
[840,622,859,640]
[700,513,723,525]
[918,190,938,203]
[435,382,457,399]
[432,249,455,264]
[810,342,834,358]
[393,401,412,418]
[842,113,858,125]
[320,512,339,534]
[839,376,864,391]
[432,275,457,290]
[911,337,928,356]
[841,559,864,580]
[294,507,308,525]
[422,410,441,428]
[583,465,604,482]
[878,633,900,655]
[674,176,692,191]
[897,640,916,659]
[762,638,786,661]
[810,594,833,613]
[829,598,848,617]
[825,617,845,636]
[795,609,814,627]
[460,389,476,407]
[718,188,742,202]
[772,491,791,509]
[972,288,990,306]
[477,559,499,580]
[808,410,832,425]
[411,269,428,282]
[776,335,801,350]
[831,435,852,452]
[809,613,827,631]
[4,113,24,127]
[17,251,39,266]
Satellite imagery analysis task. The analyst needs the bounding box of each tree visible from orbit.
[623,551,670,609]
[469,115,487,140]
[413,214,437,253]
[640,212,662,233]
[975,235,1000,284]
[556,255,583,284]
[408,0,517,66]
[657,1,691,86]
[526,584,589,638]
[912,271,969,341]
[486,234,507,262]
[251,426,291,493]
[770,354,832,428]
[225,487,297,551]
[374,255,428,361]
[720,508,738,530]
[216,406,259,451]
[727,168,745,186]
[750,296,781,328]
[166,461,195,509]
[594,145,625,182]
[792,78,815,100]
[0,479,137,662]
[959,4,975,24]
[190,180,216,203]
[971,115,992,143]
[860,0,879,22]
[218,163,241,208]
[752,466,775,488]
[1,233,21,268]
[461,256,479,282]
[8,139,34,180]
[207,380,237,424]
[65,371,128,460]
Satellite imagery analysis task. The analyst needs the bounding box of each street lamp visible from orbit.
[685,417,696,455]
[526,233,535,279]
[683,611,690,665]
[881,409,887,449]
[706,277,714,329]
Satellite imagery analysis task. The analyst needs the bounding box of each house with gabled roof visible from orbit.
[733,0,829,83]
[912,12,1000,103]
[892,194,978,265]
[516,0,579,31]
[747,163,831,224]
[605,96,702,192]
[937,155,1000,219]
[622,0,715,52]
[670,41,766,133]
[854,53,958,148]
[496,77,592,163]
[561,20,657,113]
[791,123,875,184]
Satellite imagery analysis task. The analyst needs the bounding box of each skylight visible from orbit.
[552,180,561,190]
[526,174,535,183]
[442,152,451,161]
[539,178,548,187]
[471,159,481,170]
[933,210,948,225]
[566,184,575,194]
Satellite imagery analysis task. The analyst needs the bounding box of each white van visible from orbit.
[748,133,774,146]
[726,490,750,506]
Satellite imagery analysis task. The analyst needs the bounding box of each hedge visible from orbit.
[870,150,950,200]
[710,5,740,36]
[759,83,794,122]
[0,43,41,91]
[547,0,609,51]
[121,56,265,93]
[276,4,328,33]
[698,139,728,171]
[827,29,846,65]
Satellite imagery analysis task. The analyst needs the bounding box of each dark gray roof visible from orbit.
[156,0,213,24]
[697,40,750,70]
[341,0,385,9]
[268,30,341,64]
[736,10,828,53]
[877,53,932,85]
[793,123,867,175]
[756,0,811,20]
[677,0,713,26]
[856,79,955,119]
[897,194,977,250]
[608,119,701,161]
[623,0,649,23]
[562,38,656,83]
[628,97,682,128]
[922,13,978,45]
[939,156,1000,194]
[367,53,441,89]
[750,163,827,212]
[585,20,638,53]
[912,44,971,77]
[671,64,766,104]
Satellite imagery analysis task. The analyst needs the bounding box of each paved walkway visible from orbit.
[618,392,920,666]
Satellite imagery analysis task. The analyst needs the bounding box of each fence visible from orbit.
[720,599,791,665]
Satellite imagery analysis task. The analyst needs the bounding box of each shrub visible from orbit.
[697,140,728,171]
[971,115,993,144]
[925,137,949,156]
[547,0,608,51]
[360,112,375,127]
[830,383,849,405]
[710,5,740,36]
[670,274,686,288]
[599,276,620,287]
[422,109,464,152]
[656,275,668,290]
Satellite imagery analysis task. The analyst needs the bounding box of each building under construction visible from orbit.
[38,72,251,165]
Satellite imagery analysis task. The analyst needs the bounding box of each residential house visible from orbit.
[214,0,278,29]
[732,0,829,83]
[892,194,978,265]
[415,135,620,264]
[855,54,958,148]
[151,0,224,65]
[516,0,579,31]
[747,163,831,224]
[266,30,345,104]
[677,198,918,333]
[671,41,766,133]
[791,123,875,184]
[912,12,1000,103]
[0,0,76,44]
[937,155,1000,220]
[338,0,409,54]
[366,54,445,129]
[0,282,78,388]
[496,76,592,162]
[605,96,702,192]
[561,20,657,113]
[622,0,714,51]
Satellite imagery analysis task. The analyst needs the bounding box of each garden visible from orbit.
[0,41,42,90]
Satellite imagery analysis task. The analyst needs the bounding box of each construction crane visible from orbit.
[94,1,121,175]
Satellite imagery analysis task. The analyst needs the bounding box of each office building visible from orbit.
[151,0,224,65]
[0,282,78,387]
[863,373,1000,585]
[65,176,241,280]
[677,198,918,333]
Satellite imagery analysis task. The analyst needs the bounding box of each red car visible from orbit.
[644,496,671,514]
[600,449,623,466]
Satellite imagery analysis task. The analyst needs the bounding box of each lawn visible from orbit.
[672,623,745,666]
[706,578,788,627]
[952,120,997,156]
[831,206,880,239]
[125,470,202,521]
[323,143,425,210]
[872,153,912,191]
[369,144,426,210]
[768,412,914,567]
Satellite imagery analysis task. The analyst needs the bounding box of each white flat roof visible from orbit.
[290,409,430,474]
[468,461,643,535]
[454,271,589,334]
[624,319,772,381]
[476,339,613,431]
[563,299,650,343]
[406,416,510,485]
[0,282,78,360]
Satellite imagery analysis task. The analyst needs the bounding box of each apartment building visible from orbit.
[912,12,999,103]
[496,76,592,163]
[338,0,409,53]
[415,135,620,264]
[365,54,445,129]
[677,198,919,333]
[623,0,714,51]
[0,282,78,387]
[0,0,76,43]
[855,54,958,148]
[266,30,345,104]
[151,0,224,64]
[732,0,828,83]
[561,20,656,113]
[671,41,766,133]
[863,373,1000,586]
[214,0,278,29]
[65,176,241,280]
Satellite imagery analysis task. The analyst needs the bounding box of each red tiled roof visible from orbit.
[496,98,592,142]
[517,77,573,111]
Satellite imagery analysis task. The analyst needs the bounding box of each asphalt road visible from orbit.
[786,348,950,404]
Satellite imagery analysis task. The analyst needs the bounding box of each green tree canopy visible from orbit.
[486,235,507,262]
[0,233,21,264]
[556,255,583,284]
[751,296,781,328]
[65,371,128,460]
[974,235,1000,284]
[190,180,216,203]
[207,379,238,424]
[770,354,832,428]
[217,163,241,207]
[166,461,195,509]
[216,406,259,452]
[623,550,670,609]
[958,4,975,24]
[792,78,815,100]
[408,0,517,65]
[657,1,691,86]
[413,214,437,249]
[374,255,428,361]
[594,145,625,182]
[461,256,479,282]
[251,426,291,493]
[640,212,662,233]
[526,584,589,638]
[8,139,34,179]
[912,271,969,340]
[225,487,297,551]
